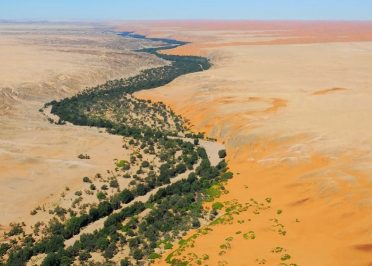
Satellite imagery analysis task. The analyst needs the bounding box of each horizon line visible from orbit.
[2,18,372,23]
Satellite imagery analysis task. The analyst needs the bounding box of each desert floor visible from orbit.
[0,20,371,265]
[130,21,372,266]
[0,22,166,230]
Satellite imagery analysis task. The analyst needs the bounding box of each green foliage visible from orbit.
[175,163,187,174]
[164,243,173,250]
[49,35,210,138]
[221,171,233,180]
[218,149,227,158]
[149,252,161,260]
[78,154,90,159]
[41,252,61,266]
[97,191,106,200]
[204,185,222,201]
[7,246,33,265]
[7,33,235,266]
[82,176,91,183]
[141,161,150,168]
[109,179,119,188]
[63,215,87,239]
[134,184,148,196]
[117,160,130,170]
[79,250,91,261]
[96,237,110,251]
[120,258,131,266]
[243,231,256,240]
[281,254,291,261]
[212,202,224,210]
[7,223,24,236]
[192,219,201,228]
[133,249,144,260]
[119,189,135,204]
[104,243,116,259]
[0,243,11,257]
[45,235,64,253]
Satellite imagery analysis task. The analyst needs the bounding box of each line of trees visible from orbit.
[1,33,230,266]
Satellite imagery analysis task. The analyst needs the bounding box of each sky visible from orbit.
[1,0,372,21]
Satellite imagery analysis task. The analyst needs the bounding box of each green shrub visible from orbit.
[97,192,106,200]
[110,179,119,188]
[133,249,143,260]
[79,251,91,261]
[0,243,11,256]
[149,252,161,259]
[192,219,201,228]
[120,258,131,266]
[218,149,227,158]
[141,161,150,168]
[117,160,130,170]
[212,202,224,210]
[78,154,90,159]
[164,243,173,250]
[119,189,134,204]
[221,171,233,179]
[45,235,64,253]
[42,252,61,266]
[8,223,24,236]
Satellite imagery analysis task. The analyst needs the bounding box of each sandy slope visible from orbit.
[132,21,372,266]
[0,22,166,231]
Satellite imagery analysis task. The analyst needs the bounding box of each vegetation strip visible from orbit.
[1,32,231,266]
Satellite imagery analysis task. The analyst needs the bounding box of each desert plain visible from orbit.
[0,22,167,229]
[131,21,372,265]
[0,20,371,265]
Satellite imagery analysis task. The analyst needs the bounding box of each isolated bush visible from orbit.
[121,258,131,266]
[218,149,227,158]
[8,223,24,236]
[97,192,106,200]
[109,179,119,188]
[83,176,91,183]
[141,161,150,168]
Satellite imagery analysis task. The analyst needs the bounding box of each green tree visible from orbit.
[83,176,91,183]
[218,149,227,159]
[133,249,143,260]
[79,250,91,262]
[121,258,131,266]
[42,252,61,266]
[45,235,64,253]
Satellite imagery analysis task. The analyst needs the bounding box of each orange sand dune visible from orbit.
[133,21,372,266]
[116,20,372,56]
